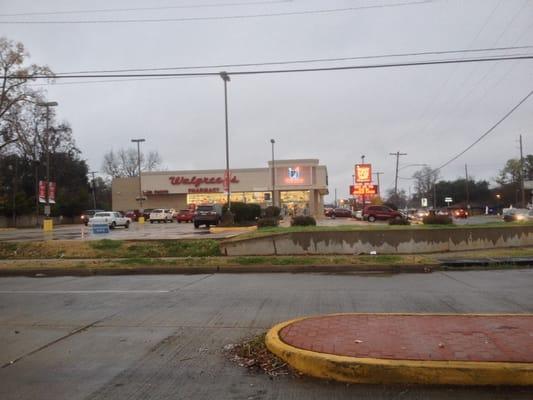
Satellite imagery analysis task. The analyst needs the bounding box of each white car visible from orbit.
[149,208,174,223]
[89,212,131,229]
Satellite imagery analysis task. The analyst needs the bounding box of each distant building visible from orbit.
[112,159,329,217]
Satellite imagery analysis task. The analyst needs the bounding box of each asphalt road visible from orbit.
[0,270,532,399]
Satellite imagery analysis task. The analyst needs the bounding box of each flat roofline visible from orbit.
[268,159,320,166]
[143,167,268,176]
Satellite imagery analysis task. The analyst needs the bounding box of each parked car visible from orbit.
[89,211,131,229]
[142,208,154,221]
[193,204,222,228]
[149,209,174,223]
[452,208,468,219]
[80,209,105,225]
[329,208,353,218]
[124,210,141,221]
[436,209,450,216]
[363,205,404,222]
[176,209,194,223]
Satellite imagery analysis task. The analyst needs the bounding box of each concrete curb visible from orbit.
[0,263,438,277]
[265,313,533,386]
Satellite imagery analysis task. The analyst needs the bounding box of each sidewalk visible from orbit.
[266,313,533,385]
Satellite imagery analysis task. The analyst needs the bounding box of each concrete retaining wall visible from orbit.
[220,226,533,255]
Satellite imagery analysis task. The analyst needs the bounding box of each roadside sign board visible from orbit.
[92,224,110,234]
[421,198,428,207]
[350,184,378,196]
[445,197,453,203]
[39,181,46,203]
[355,164,372,183]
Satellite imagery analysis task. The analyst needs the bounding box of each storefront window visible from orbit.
[280,190,310,216]
[187,192,271,206]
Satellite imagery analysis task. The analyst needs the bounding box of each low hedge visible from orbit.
[389,218,410,225]
[222,202,261,223]
[257,217,279,228]
[423,215,453,225]
[263,206,281,218]
[291,216,316,226]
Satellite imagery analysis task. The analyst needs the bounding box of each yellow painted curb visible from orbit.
[265,313,533,386]
[210,226,257,234]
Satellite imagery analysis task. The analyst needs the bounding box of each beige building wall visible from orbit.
[112,159,329,216]
[112,178,187,211]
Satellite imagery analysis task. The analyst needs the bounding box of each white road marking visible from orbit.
[0,290,170,294]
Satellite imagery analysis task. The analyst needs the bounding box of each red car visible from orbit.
[363,205,404,222]
[176,209,194,223]
[453,209,468,219]
[124,210,141,221]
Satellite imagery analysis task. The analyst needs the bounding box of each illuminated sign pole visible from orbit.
[355,162,372,211]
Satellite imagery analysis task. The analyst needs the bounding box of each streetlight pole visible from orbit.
[131,138,145,211]
[37,101,58,218]
[220,71,232,214]
[270,139,276,207]
[90,171,98,209]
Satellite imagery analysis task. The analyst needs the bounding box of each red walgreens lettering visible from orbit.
[169,175,239,186]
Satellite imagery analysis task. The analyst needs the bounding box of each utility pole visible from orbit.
[520,134,526,207]
[465,164,470,210]
[334,188,337,207]
[90,171,98,209]
[390,151,407,195]
[374,172,384,197]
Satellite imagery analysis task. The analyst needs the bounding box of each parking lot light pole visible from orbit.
[90,171,98,209]
[270,139,275,207]
[36,101,58,218]
[220,71,232,216]
[131,138,145,212]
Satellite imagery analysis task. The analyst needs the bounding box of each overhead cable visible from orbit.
[0,0,292,17]
[13,54,533,80]
[54,45,533,76]
[0,0,436,24]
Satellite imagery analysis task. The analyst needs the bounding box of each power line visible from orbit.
[14,54,533,80]
[29,76,205,87]
[434,88,533,172]
[54,45,533,76]
[0,0,436,24]
[0,0,292,17]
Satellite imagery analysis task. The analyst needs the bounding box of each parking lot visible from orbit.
[0,221,222,242]
[0,215,505,242]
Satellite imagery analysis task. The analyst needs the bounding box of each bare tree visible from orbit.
[102,148,162,178]
[412,166,439,200]
[0,37,53,153]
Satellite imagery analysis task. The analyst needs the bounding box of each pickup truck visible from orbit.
[89,212,131,229]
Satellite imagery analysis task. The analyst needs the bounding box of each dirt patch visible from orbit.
[224,334,299,378]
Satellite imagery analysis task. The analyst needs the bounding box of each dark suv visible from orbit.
[363,205,404,222]
[193,204,222,228]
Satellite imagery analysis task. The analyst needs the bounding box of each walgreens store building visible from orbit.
[112,159,329,217]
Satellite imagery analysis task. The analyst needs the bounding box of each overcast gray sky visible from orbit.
[2,0,532,202]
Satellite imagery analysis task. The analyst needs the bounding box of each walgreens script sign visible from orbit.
[168,175,239,187]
